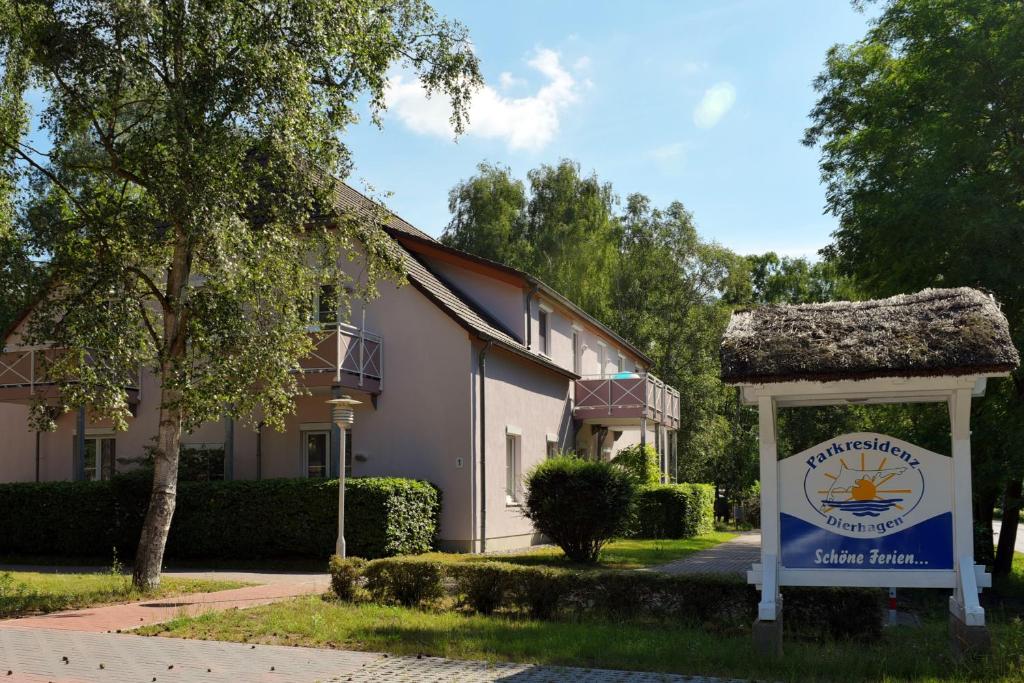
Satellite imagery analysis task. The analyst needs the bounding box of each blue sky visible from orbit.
[344,0,877,258]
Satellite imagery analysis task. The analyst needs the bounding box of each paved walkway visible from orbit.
[0,628,736,683]
[993,520,1024,554]
[649,532,760,576]
[0,571,329,633]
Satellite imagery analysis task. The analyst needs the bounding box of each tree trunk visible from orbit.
[994,477,1023,577]
[131,369,183,590]
[974,488,997,567]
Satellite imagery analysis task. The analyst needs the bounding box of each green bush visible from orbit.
[634,483,714,538]
[328,556,367,601]
[522,456,634,563]
[331,556,882,640]
[363,557,445,607]
[0,476,440,560]
[449,562,521,615]
[611,444,660,488]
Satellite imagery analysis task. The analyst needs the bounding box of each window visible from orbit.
[78,436,116,481]
[310,285,338,328]
[538,306,550,356]
[546,434,559,459]
[180,443,225,481]
[505,433,521,502]
[304,431,330,478]
[616,353,626,374]
[572,329,582,375]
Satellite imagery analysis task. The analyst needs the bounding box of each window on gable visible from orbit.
[538,307,550,356]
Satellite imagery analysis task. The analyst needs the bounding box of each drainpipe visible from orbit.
[478,340,493,553]
[34,430,40,482]
[256,420,264,480]
[524,284,540,349]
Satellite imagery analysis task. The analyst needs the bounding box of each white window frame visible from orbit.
[309,284,339,331]
[546,433,559,459]
[301,428,331,479]
[505,427,522,504]
[597,341,607,377]
[74,433,116,481]
[571,326,583,375]
[616,352,626,374]
[537,303,553,357]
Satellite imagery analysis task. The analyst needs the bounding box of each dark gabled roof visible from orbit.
[385,227,655,366]
[720,287,1020,385]
[393,242,577,378]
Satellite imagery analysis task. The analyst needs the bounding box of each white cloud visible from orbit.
[573,56,592,70]
[649,141,686,162]
[693,82,736,129]
[384,48,584,152]
[499,72,525,90]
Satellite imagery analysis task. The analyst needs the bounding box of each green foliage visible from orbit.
[0,476,440,560]
[363,557,445,607]
[522,456,634,563]
[611,444,660,488]
[633,484,715,539]
[442,159,619,322]
[449,562,520,615]
[329,556,883,639]
[328,556,367,601]
[804,0,1024,573]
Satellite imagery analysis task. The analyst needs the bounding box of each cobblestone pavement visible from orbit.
[647,532,761,576]
[0,628,740,683]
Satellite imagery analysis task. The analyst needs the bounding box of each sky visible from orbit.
[342,0,878,259]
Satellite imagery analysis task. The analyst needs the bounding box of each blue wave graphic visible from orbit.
[821,498,904,517]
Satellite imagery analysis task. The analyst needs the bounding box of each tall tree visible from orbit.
[0,0,480,589]
[442,162,528,269]
[804,0,1024,574]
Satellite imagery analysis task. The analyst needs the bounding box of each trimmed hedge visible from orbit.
[634,483,714,539]
[329,556,884,639]
[0,476,440,560]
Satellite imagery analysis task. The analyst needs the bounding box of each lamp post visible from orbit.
[327,395,361,557]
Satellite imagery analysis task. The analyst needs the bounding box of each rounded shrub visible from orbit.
[611,444,661,488]
[521,455,634,564]
[328,555,367,601]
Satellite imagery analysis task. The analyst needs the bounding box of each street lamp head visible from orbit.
[327,395,361,427]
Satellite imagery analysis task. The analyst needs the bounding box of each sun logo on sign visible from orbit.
[817,452,914,518]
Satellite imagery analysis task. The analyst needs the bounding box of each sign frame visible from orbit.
[739,374,996,631]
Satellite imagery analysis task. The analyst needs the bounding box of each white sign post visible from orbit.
[741,376,994,657]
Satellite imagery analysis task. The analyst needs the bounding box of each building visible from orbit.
[0,181,680,552]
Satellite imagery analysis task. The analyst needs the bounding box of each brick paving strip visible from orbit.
[646,532,761,576]
[0,571,330,633]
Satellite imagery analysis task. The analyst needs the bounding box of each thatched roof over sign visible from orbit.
[720,288,1020,385]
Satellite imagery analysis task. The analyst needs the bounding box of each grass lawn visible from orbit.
[0,570,248,618]
[138,595,1024,682]
[420,532,738,570]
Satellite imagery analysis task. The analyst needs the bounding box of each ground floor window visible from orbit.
[546,434,559,459]
[304,430,330,478]
[505,432,521,503]
[179,443,225,481]
[76,436,115,481]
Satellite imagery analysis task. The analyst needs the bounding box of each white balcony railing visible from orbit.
[301,323,383,390]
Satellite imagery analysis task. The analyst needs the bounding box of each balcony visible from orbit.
[573,372,680,429]
[299,323,383,394]
[0,347,141,405]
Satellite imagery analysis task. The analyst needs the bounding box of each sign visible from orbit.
[779,432,952,571]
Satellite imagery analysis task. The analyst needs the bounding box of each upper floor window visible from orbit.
[537,305,551,356]
[572,328,582,375]
[310,285,338,328]
[616,353,626,375]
